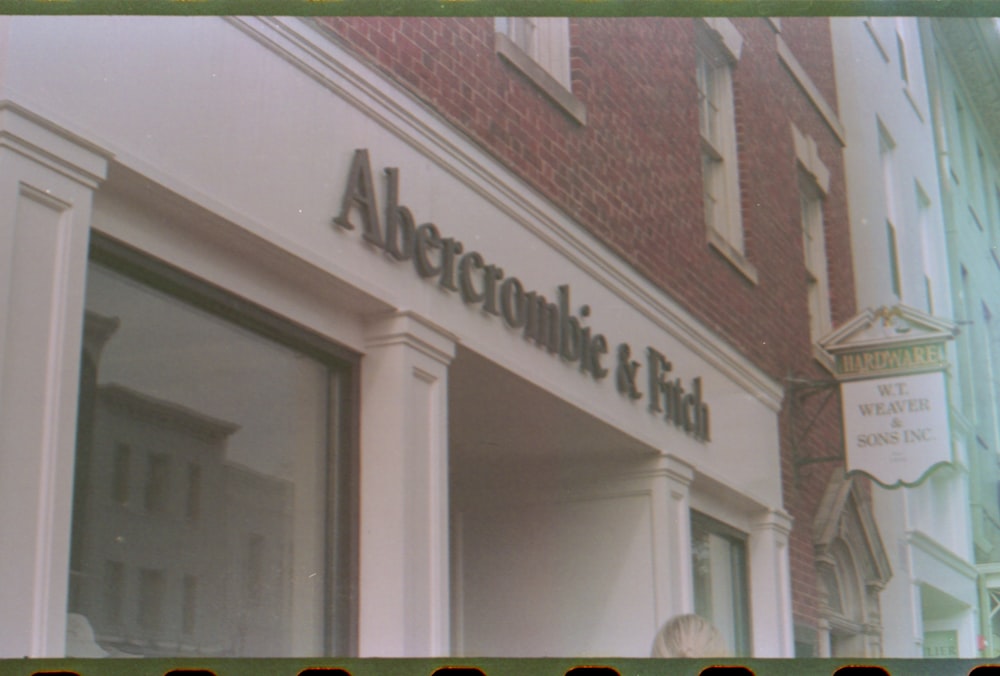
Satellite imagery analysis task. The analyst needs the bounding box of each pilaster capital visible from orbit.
[364,311,458,366]
[664,454,695,486]
[0,101,109,189]
[753,507,795,537]
[651,453,695,490]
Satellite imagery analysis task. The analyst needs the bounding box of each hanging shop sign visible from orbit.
[841,370,951,487]
[333,149,711,442]
[835,341,948,379]
[824,306,957,487]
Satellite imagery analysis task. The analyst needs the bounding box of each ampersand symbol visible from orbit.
[615,343,643,401]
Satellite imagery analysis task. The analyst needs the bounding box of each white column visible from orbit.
[358,311,456,656]
[818,618,832,657]
[0,103,108,657]
[650,454,695,626]
[750,507,795,657]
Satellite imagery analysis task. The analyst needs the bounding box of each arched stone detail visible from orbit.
[813,473,892,657]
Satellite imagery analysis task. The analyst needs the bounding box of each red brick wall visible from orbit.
[319,15,860,648]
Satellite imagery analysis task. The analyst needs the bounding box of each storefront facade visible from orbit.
[0,17,794,658]
[830,16,979,657]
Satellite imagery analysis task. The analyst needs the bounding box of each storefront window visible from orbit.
[66,241,357,657]
[691,511,751,656]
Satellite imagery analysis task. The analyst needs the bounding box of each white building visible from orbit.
[920,17,1000,658]
[831,16,978,658]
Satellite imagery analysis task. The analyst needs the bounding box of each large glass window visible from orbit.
[691,511,751,656]
[66,239,357,657]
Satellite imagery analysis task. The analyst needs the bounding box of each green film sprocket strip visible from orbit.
[1,659,999,676]
[1,0,1000,15]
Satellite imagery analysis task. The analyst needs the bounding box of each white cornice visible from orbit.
[0,101,109,189]
[227,17,784,412]
[907,530,979,581]
[364,311,459,366]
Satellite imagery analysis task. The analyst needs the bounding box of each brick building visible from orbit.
[317,16,883,656]
[0,15,884,659]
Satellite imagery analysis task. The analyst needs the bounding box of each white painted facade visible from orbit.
[0,17,794,658]
[831,17,978,658]
[920,18,1000,659]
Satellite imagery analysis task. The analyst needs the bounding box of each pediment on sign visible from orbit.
[818,305,957,356]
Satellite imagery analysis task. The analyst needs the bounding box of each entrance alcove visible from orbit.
[447,347,662,657]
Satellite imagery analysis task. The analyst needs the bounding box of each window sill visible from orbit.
[863,19,890,63]
[903,85,925,123]
[495,32,587,126]
[708,227,759,285]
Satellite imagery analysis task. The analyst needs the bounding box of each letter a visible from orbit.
[333,149,385,248]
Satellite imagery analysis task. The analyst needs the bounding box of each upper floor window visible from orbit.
[801,177,831,341]
[495,17,586,124]
[500,18,570,88]
[953,94,972,185]
[976,142,992,223]
[886,220,902,299]
[696,19,753,282]
[878,121,904,301]
[895,30,909,84]
[916,181,935,313]
[792,125,832,343]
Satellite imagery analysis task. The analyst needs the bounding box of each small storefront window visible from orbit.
[691,511,751,656]
[66,240,356,657]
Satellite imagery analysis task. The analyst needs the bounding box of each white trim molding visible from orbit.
[229,17,785,412]
[494,18,587,126]
[0,102,108,658]
[792,123,832,195]
[776,35,847,146]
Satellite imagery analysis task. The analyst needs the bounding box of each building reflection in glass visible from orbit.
[68,261,333,657]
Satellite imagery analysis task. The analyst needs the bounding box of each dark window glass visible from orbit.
[143,453,170,514]
[111,443,131,505]
[67,243,357,657]
[137,568,165,632]
[887,221,902,298]
[691,511,751,656]
[182,574,197,636]
[104,561,124,626]
[185,463,201,521]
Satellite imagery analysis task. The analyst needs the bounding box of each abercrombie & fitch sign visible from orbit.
[334,149,710,442]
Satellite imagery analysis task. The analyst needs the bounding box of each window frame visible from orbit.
[696,19,756,283]
[494,17,587,125]
[73,233,362,657]
[691,509,753,657]
[877,121,905,302]
[800,174,832,343]
[792,123,833,352]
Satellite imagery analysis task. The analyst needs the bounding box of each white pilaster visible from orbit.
[358,311,456,656]
[750,507,795,657]
[654,455,696,620]
[0,102,108,657]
